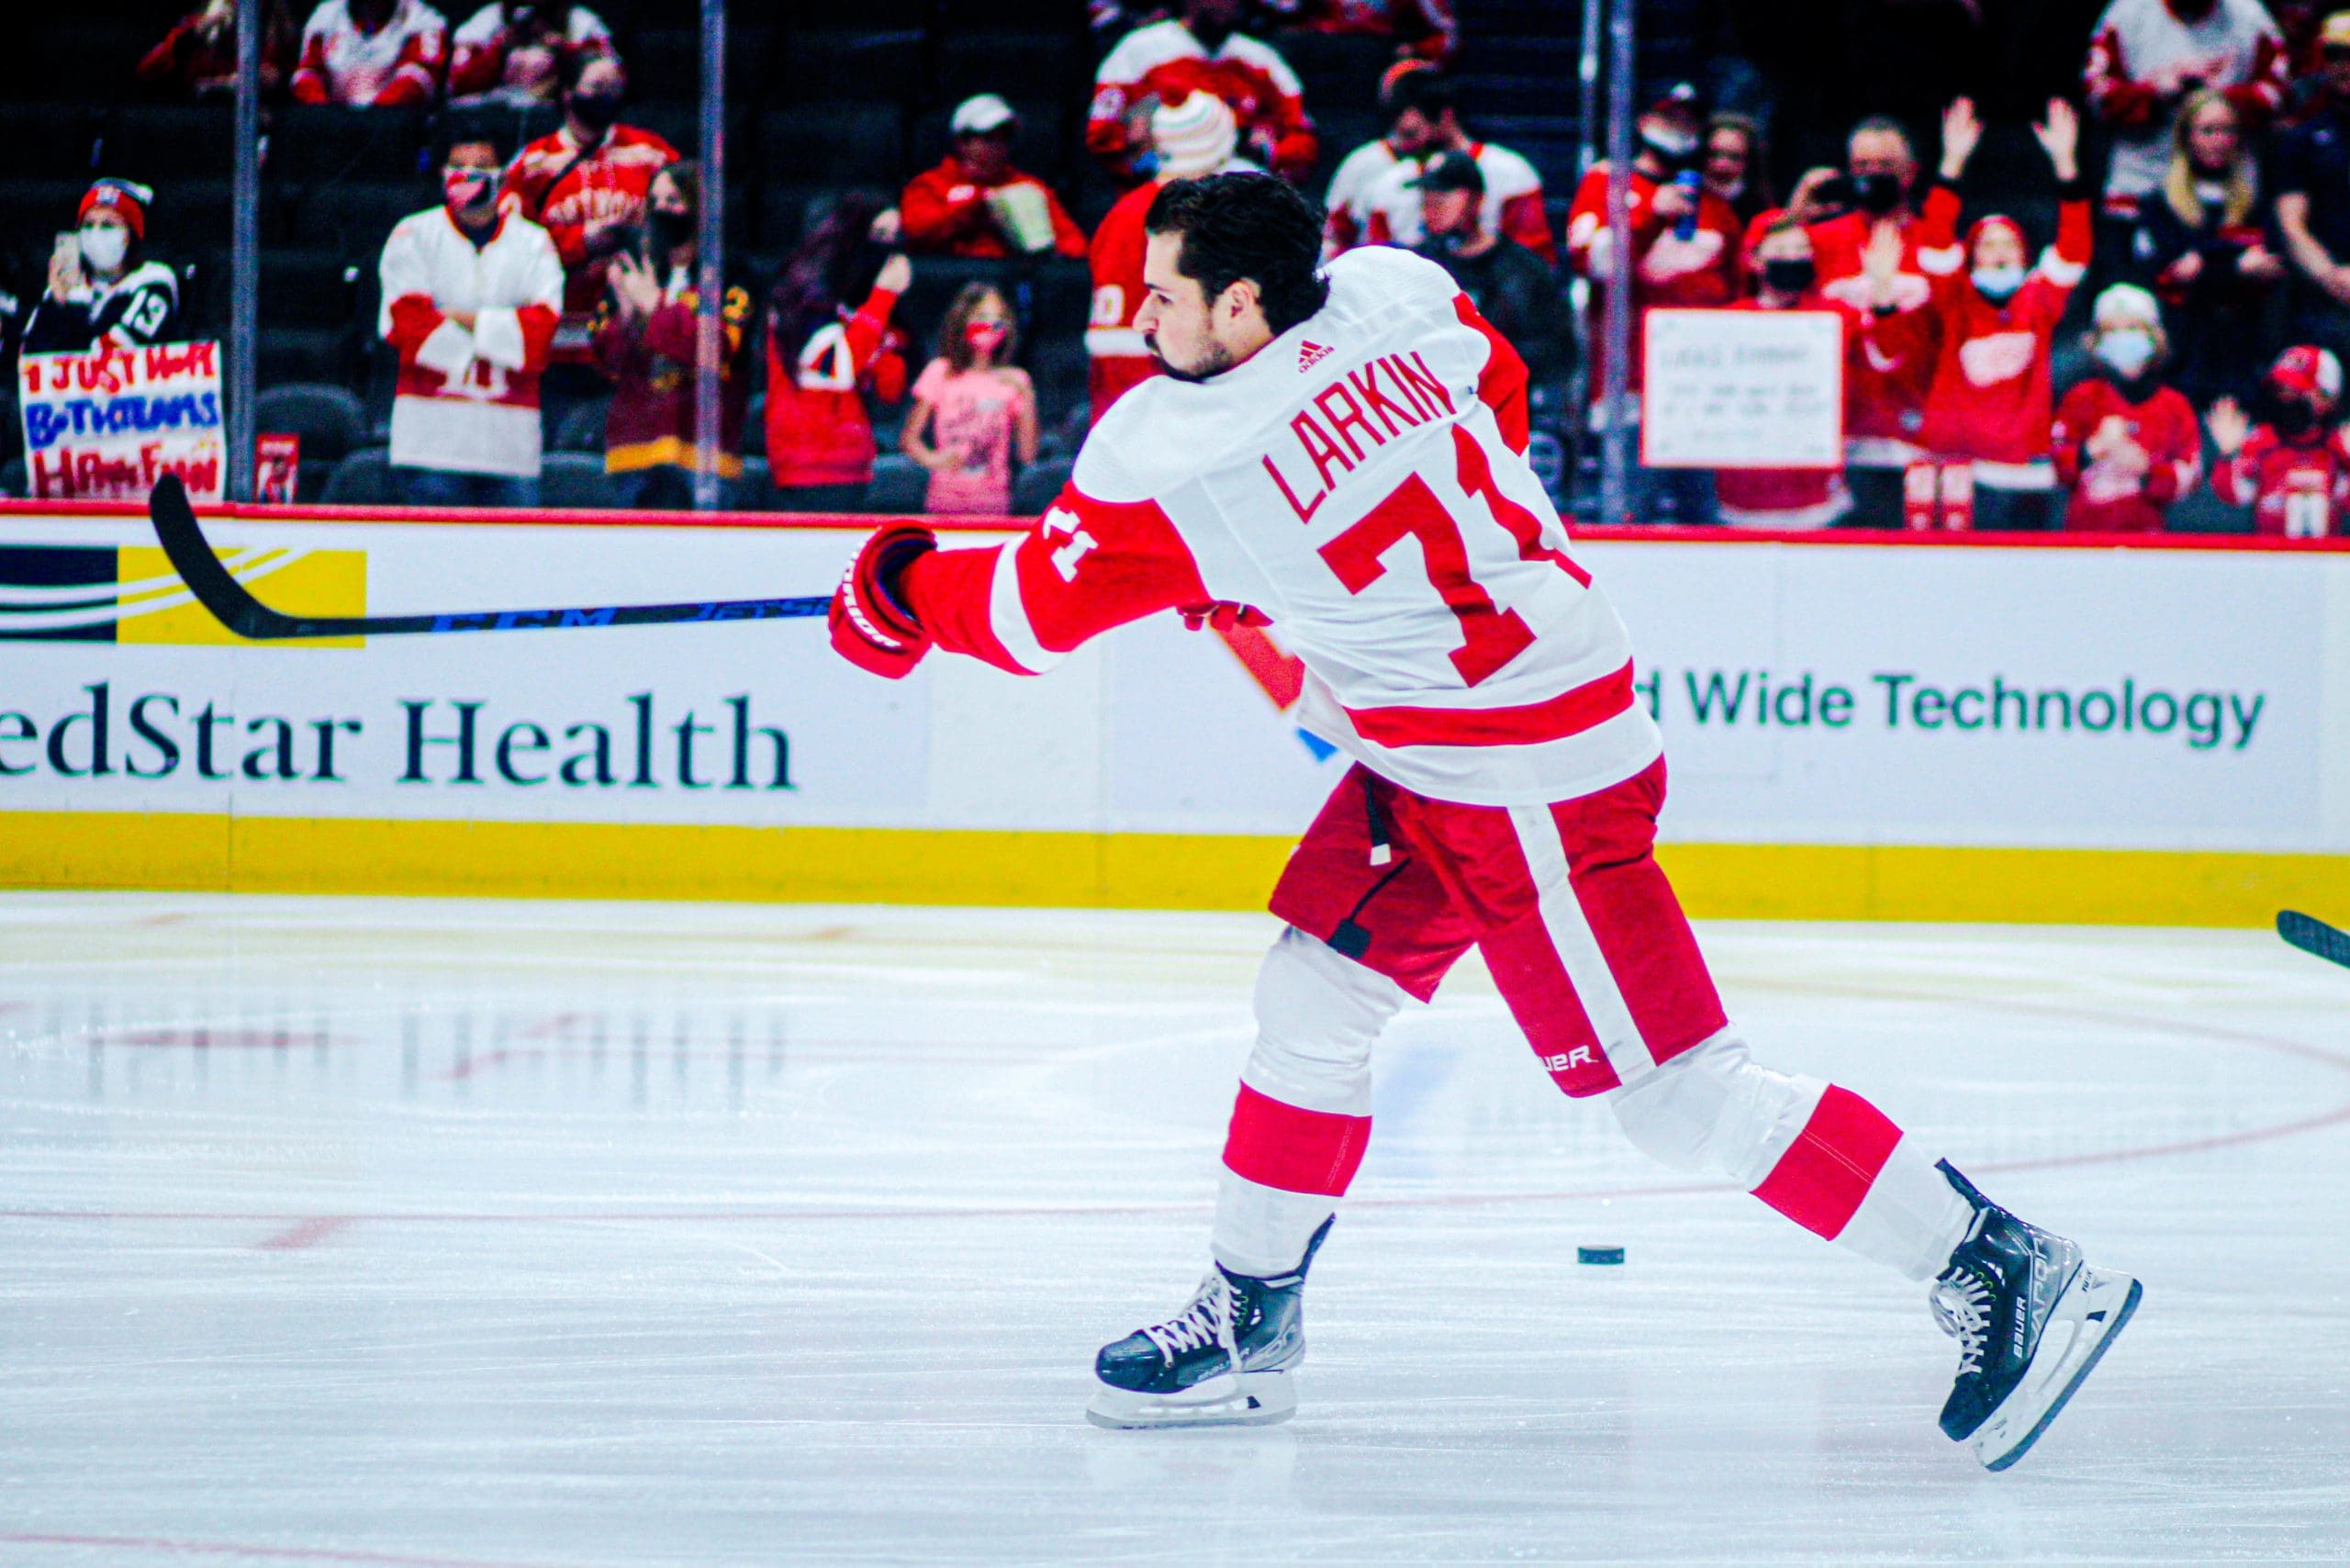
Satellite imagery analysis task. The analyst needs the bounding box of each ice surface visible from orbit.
[3,894,2347,1565]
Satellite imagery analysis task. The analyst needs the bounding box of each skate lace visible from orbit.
[1141,1271,1240,1366]
[1930,1269,1994,1378]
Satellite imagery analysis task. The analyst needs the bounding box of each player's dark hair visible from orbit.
[1144,173,1330,336]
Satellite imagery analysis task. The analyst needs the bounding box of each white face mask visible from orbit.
[79,224,129,274]
[1971,263,2026,302]
[2097,328,2157,378]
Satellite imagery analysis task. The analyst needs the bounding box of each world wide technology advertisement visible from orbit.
[0,512,2338,864]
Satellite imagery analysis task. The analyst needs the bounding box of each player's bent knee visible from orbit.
[1242,926,1408,1116]
[1607,1031,1820,1183]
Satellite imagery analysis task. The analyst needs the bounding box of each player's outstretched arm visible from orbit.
[828,482,1213,681]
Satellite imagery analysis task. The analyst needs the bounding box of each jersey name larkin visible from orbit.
[1260,350,1458,523]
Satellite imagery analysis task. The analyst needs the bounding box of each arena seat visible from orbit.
[254,383,368,465]
[863,454,927,514]
[1012,454,1075,517]
[541,451,620,510]
[758,104,906,187]
[319,446,393,505]
[553,400,614,455]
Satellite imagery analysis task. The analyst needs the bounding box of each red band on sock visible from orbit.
[1750,1084,1903,1240]
[1223,1082,1371,1197]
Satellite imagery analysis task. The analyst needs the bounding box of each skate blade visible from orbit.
[1085,1371,1297,1430]
[1972,1265,2143,1473]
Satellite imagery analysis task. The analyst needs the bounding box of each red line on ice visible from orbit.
[256,1215,354,1250]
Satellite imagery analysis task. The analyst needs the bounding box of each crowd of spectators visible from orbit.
[6,0,2350,535]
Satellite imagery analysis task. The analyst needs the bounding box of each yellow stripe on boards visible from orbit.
[2,811,2344,927]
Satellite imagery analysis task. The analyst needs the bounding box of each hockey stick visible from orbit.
[2277,910,2350,970]
[145,475,828,640]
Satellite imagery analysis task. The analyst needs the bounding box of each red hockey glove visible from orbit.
[1178,600,1272,633]
[830,524,937,679]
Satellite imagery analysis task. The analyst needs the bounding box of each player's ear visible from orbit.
[1224,278,1260,320]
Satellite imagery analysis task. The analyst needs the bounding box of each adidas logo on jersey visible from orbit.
[1297,341,1333,371]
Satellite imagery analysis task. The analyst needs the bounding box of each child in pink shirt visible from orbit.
[902,282,1039,514]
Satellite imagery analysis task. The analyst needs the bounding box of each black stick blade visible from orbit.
[2277,910,2350,970]
[147,474,309,640]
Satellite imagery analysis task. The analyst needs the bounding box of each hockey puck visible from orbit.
[1576,1246,1625,1265]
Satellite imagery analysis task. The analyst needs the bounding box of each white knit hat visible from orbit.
[1151,92,1237,179]
[2092,283,2162,331]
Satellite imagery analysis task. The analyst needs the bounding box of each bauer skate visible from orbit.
[1930,1162,2142,1472]
[1086,1218,1331,1429]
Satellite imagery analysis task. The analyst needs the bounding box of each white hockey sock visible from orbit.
[1210,927,1405,1279]
[1608,1032,1973,1282]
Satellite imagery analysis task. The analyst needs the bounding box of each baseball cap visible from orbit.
[2321,9,2350,49]
[1409,149,1484,195]
[2270,343,2343,399]
[950,94,1017,136]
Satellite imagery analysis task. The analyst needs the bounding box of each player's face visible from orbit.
[1137,230,1239,381]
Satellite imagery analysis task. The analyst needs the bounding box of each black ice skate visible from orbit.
[1086,1218,1332,1429]
[1930,1162,2142,1472]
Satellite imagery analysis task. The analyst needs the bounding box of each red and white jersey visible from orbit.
[1563,163,1743,399]
[1359,140,1554,263]
[291,0,447,106]
[447,1,613,101]
[902,246,1659,808]
[1322,138,1405,257]
[2084,0,2284,205]
[376,206,563,478]
[1089,19,1316,182]
[500,122,679,355]
[1915,200,2092,476]
[2210,424,2350,537]
[2050,375,2201,532]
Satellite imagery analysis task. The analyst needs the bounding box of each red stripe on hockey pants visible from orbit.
[1224,1081,1371,1196]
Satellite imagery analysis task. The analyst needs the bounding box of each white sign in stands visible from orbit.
[17,341,226,503]
[1639,308,1844,470]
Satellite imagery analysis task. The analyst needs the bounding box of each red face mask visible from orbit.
[443,166,498,213]
[965,320,1008,355]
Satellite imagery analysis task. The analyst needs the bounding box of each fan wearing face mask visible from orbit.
[2207,344,2350,536]
[2050,285,2200,532]
[1911,97,2092,532]
[1563,83,1745,523]
[1713,218,1931,529]
[901,283,1038,516]
[22,180,179,355]
[501,52,678,374]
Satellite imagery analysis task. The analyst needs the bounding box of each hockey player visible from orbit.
[2208,343,2350,536]
[1089,0,1315,185]
[20,180,178,354]
[826,173,2140,1468]
[1088,93,1256,423]
[1913,97,2092,532]
[2050,284,2201,532]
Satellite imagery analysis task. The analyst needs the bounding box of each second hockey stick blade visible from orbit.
[146,475,829,640]
[2277,910,2350,970]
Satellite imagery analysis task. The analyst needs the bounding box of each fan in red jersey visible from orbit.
[2051,285,2201,532]
[1563,84,1744,524]
[1089,0,1316,184]
[499,53,678,369]
[826,173,2140,1463]
[2208,343,2350,536]
[290,0,447,106]
[1911,97,2092,532]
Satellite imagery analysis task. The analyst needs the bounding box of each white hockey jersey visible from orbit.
[900,246,1658,807]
